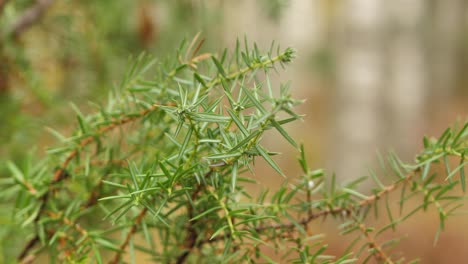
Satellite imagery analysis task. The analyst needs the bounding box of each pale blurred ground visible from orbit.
[1,0,468,262]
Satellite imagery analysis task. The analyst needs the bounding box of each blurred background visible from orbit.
[0,0,467,262]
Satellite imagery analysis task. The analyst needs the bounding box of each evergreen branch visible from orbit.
[51,102,171,182]
[19,169,110,263]
[205,169,416,244]
[18,102,171,262]
[298,171,413,227]
[205,48,294,89]
[201,138,466,260]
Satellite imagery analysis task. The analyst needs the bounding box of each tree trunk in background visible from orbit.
[430,0,466,98]
[222,1,277,49]
[383,0,426,158]
[332,0,385,180]
[330,0,467,178]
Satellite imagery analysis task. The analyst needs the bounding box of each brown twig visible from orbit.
[109,207,148,264]
[10,0,55,39]
[175,170,213,264]
[23,180,38,195]
[357,222,394,263]
[18,235,40,262]
[175,194,199,264]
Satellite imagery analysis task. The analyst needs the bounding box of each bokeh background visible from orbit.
[1,0,467,262]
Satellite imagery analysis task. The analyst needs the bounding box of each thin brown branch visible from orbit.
[305,181,312,233]
[23,179,38,195]
[109,207,148,264]
[205,169,417,244]
[176,169,214,264]
[176,193,200,264]
[10,0,54,39]
[61,215,88,240]
[18,235,39,262]
[357,222,394,264]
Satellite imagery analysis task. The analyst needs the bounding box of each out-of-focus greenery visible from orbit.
[0,1,239,164]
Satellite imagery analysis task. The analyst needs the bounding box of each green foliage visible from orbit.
[1,37,468,264]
